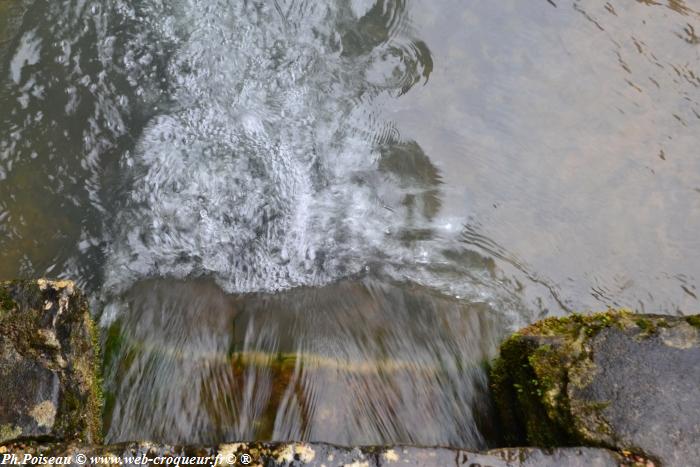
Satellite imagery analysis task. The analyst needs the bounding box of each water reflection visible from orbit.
[635,0,699,17]
[338,0,433,95]
[396,0,700,315]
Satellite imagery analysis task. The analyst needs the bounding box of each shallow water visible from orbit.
[1,0,699,448]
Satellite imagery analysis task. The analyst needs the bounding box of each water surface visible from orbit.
[1,0,699,448]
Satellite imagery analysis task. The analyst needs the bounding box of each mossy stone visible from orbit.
[0,280,102,445]
[491,309,700,467]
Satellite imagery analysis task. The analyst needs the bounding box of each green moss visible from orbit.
[0,286,16,313]
[102,320,128,368]
[85,310,104,444]
[491,309,635,448]
[2,306,44,358]
[528,344,566,409]
[57,390,82,435]
[0,424,22,444]
[525,309,630,340]
[3,281,103,444]
[634,317,654,332]
[101,319,142,434]
[633,316,673,338]
[686,315,700,329]
[490,334,574,447]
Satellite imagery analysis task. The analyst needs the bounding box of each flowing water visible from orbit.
[1,0,699,449]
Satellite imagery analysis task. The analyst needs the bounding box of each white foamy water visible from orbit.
[0,0,530,321]
[9,29,41,85]
[101,0,506,309]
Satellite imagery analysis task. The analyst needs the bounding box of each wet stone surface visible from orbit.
[577,319,700,467]
[491,310,700,467]
[0,280,101,444]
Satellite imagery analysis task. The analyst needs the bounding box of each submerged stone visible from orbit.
[0,280,101,445]
[0,441,634,467]
[491,309,700,467]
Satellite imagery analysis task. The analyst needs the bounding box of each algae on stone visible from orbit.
[490,309,649,447]
[0,280,102,445]
[491,309,700,467]
[686,315,700,328]
[0,424,22,444]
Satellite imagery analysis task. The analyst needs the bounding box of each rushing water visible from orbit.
[1,0,699,449]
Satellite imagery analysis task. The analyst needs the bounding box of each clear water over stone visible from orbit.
[1,0,699,448]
